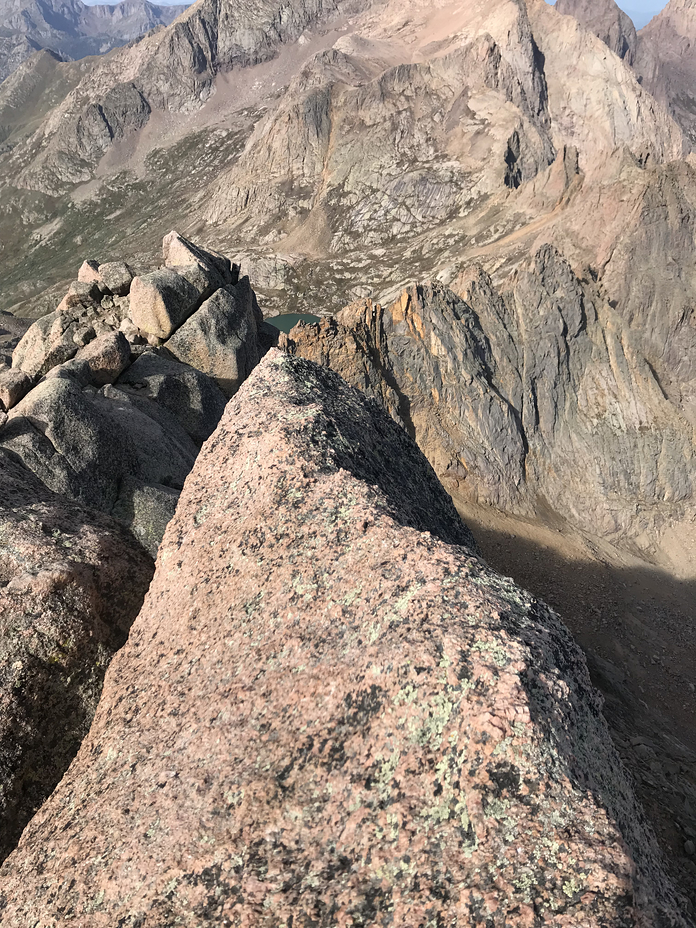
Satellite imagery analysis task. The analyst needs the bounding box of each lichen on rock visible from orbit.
[0,351,686,925]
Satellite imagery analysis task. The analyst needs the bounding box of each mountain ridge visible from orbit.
[0,0,189,83]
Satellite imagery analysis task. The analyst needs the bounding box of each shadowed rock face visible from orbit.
[0,446,153,865]
[282,246,696,553]
[555,0,637,63]
[0,351,686,924]
[634,0,696,145]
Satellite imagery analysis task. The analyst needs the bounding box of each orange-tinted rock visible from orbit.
[0,352,686,925]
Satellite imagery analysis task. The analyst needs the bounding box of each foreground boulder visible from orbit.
[0,448,153,865]
[0,352,685,925]
[165,277,264,397]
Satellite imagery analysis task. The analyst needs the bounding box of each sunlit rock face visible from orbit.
[0,351,687,925]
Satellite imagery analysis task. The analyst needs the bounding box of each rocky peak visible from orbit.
[634,0,696,142]
[554,0,637,63]
[0,349,687,924]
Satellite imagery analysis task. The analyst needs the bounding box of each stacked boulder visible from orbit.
[0,232,269,554]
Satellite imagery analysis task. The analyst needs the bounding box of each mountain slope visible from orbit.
[556,0,696,146]
[634,0,696,145]
[0,0,189,83]
[0,0,692,502]
[555,0,637,62]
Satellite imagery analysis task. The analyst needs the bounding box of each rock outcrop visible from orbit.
[0,351,686,924]
[166,277,265,398]
[282,246,696,553]
[0,232,266,553]
[0,445,153,864]
[555,0,637,63]
[634,0,696,145]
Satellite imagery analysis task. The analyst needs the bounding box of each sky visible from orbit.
[619,2,668,27]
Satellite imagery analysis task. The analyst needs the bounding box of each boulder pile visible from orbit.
[0,232,270,554]
[0,351,686,925]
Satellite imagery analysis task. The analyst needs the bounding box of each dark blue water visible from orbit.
[265,312,321,334]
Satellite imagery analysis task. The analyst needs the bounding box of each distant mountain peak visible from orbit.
[554,0,638,62]
[0,0,190,83]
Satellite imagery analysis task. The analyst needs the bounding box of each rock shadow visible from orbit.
[469,518,696,918]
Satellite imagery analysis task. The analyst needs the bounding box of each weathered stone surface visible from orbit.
[12,311,81,378]
[128,268,201,339]
[43,357,93,387]
[165,278,263,397]
[0,351,686,924]
[0,313,31,369]
[0,446,152,865]
[93,384,198,494]
[9,282,129,380]
[117,350,227,446]
[68,278,102,303]
[110,479,180,557]
[162,230,236,286]
[284,246,696,550]
[174,261,222,304]
[0,362,202,550]
[119,317,145,343]
[1,238,263,549]
[77,259,101,283]
[55,280,103,315]
[0,367,31,411]
[98,260,134,296]
[555,0,637,63]
[3,377,142,512]
[75,329,131,385]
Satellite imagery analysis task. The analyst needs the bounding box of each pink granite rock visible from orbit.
[75,329,131,385]
[0,352,686,925]
[0,368,32,411]
[0,448,153,865]
[78,259,101,284]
